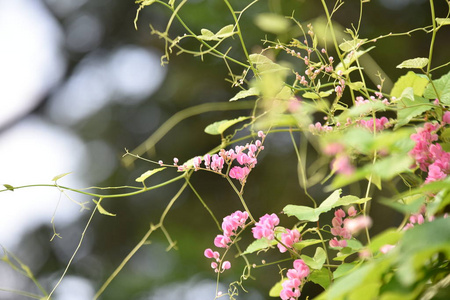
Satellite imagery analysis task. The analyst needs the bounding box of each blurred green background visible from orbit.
[0,0,449,299]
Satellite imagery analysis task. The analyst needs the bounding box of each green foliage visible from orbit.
[204,116,251,135]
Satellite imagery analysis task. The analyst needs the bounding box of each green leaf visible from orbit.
[302,90,333,99]
[335,46,375,72]
[339,39,366,52]
[436,18,450,26]
[269,279,286,297]
[334,195,370,206]
[52,172,72,182]
[423,71,450,105]
[396,217,450,286]
[333,262,360,279]
[198,24,235,41]
[367,228,403,254]
[396,87,432,128]
[347,81,365,91]
[204,116,251,135]
[3,184,14,191]
[254,13,290,34]
[249,54,289,74]
[396,57,429,69]
[135,167,166,182]
[229,87,259,101]
[242,238,275,255]
[301,247,326,269]
[93,199,116,217]
[309,268,332,289]
[390,71,429,98]
[292,239,323,251]
[283,190,341,222]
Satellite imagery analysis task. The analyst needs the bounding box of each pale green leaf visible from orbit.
[269,279,286,297]
[254,13,290,34]
[283,190,341,222]
[52,172,72,182]
[229,87,259,101]
[302,90,333,99]
[204,116,250,135]
[241,238,275,255]
[390,71,429,98]
[423,70,450,105]
[249,54,289,74]
[292,239,323,251]
[339,38,366,52]
[198,25,235,41]
[347,81,365,91]
[301,247,326,269]
[334,195,371,206]
[367,228,403,253]
[436,18,450,26]
[135,167,166,182]
[93,199,116,217]
[396,57,429,69]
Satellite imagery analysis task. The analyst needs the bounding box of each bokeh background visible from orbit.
[0,0,449,299]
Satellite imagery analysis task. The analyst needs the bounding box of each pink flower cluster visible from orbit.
[357,116,390,132]
[191,131,266,182]
[409,121,450,183]
[309,122,333,134]
[214,210,249,248]
[329,207,357,248]
[277,229,301,253]
[205,210,249,272]
[252,213,280,240]
[280,259,310,300]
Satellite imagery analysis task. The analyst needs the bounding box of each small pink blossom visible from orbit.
[344,216,372,235]
[277,229,301,253]
[173,157,179,165]
[158,160,163,166]
[348,206,357,217]
[380,244,396,254]
[214,234,231,248]
[252,213,280,240]
[280,259,309,300]
[332,155,355,175]
[443,111,450,124]
[222,261,231,270]
[229,166,250,181]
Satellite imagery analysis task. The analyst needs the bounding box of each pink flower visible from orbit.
[280,259,309,300]
[214,235,231,248]
[222,261,231,270]
[348,206,357,217]
[221,210,248,236]
[204,248,220,260]
[229,166,250,181]
[443,111,450,124]
[380,244,395,254]
[252,213,280,240]
[332,155,355,175]
[277,229,301,253]
[344,216,372,235]
[193,156,202,171]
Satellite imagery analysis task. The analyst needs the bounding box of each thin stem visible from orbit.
[94,182,188,299]
[288,128,317,208]
[427,0,437,76]
[223,0,258,75]
[226,176,255,222]
[186,178,222,231]
[47,197,100,299]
